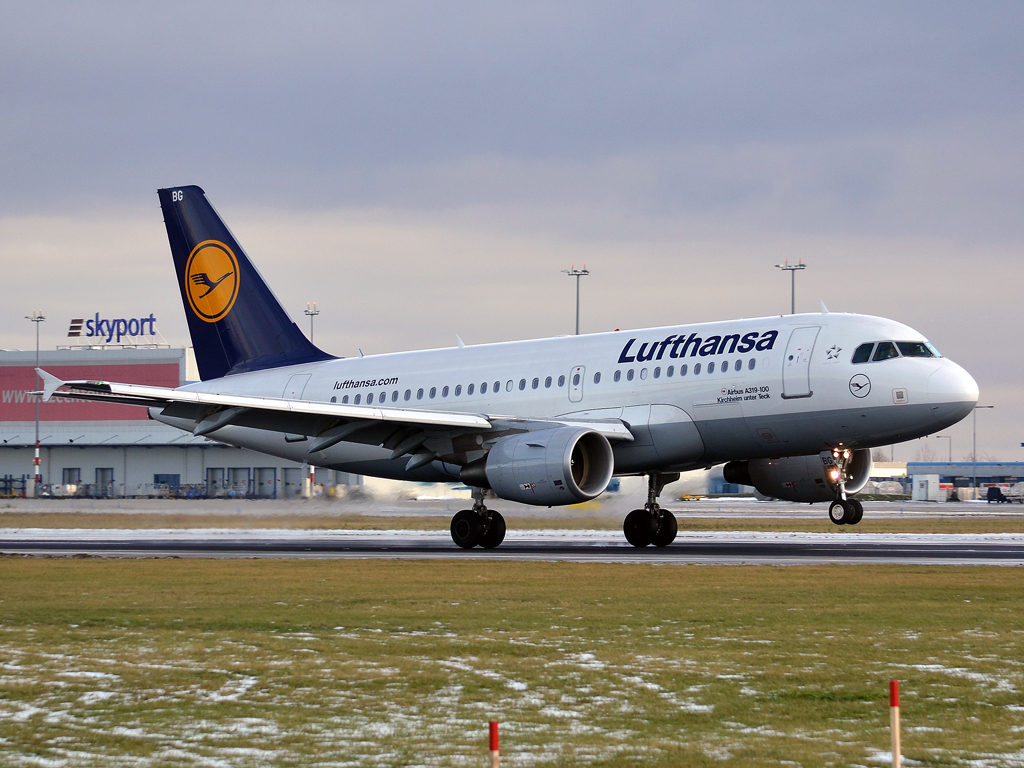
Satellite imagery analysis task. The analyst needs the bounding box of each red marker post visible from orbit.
[489,721,500,767]
[890,680,901,768]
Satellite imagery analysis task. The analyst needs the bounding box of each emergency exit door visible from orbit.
[781,327,820,399]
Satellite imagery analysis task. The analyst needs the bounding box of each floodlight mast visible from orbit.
[304,302,320,343]
[25,311,45,496]
[774,259,806,315]
[562,266,589,335]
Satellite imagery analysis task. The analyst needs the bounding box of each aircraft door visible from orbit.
[568,366,585,403]
[782,326,820,399]
[283,374,311,400]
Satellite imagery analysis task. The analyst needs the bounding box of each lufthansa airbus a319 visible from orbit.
[38,186,979,548]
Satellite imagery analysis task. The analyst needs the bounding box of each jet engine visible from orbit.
[461,427,614,506]
[723,448,872,503]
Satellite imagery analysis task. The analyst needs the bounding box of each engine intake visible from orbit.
[723,448,872,503]
[461,427,614,506]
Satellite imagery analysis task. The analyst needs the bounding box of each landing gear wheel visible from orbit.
[847,498,864,525]
[450,509,483,548]
[624,509,657,547]
[478,512,506,549]
[828,500,850,526]
[652,510,678,547]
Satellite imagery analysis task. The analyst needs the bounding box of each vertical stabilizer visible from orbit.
[158,185,333,380]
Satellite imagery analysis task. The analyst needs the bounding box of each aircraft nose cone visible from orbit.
[928,362,979,425]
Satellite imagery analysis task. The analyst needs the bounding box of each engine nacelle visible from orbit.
[723,449,872,503]
[461,427,614,506]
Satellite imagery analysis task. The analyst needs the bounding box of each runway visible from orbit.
[2,529,1024,564]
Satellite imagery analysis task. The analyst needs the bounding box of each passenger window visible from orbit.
[454,385,462,396]
[417,388,424,400]
[330,396,336,403]
[639,368,648,380]
[653,367,660,379]
[354,394,361,404]
[594,372,601,384]
[404,389,411,401]
[519,379,526,391]
[721,361,729,373]
[367,393,374,404]
[342,395,349,404]
[852,343,874,364]
[666,365,674,377]
[391,391,398,402]
[873,342,899,362]
[494,381,500,393]
[506,380,513,392]
[480,382,487,394]
[613,370,621,382]
[442,386,449,397]
[381,391,387,402]
[708,362,715,373]
[429,387,436,399]
[694,363,701,375]
[626,369,634,381]
[558,375,565,387]
[896,341,935,358]
[748,358,755,371]
[572,373,580,386]
[532,378,539,389]
[680,364,687,376]
[468,383,475,395]
[545,376,552,388]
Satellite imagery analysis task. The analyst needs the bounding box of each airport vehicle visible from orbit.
[38,186,979,548]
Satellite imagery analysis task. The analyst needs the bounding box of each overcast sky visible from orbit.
[1,1,1021,460]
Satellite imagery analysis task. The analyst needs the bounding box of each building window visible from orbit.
[454,385,462,396]
[532,377,539,389]
[614,370,621,382]
[154,473,180,487]
[62,468,80,485]
[594,371,601,384]
[627,369,634,381]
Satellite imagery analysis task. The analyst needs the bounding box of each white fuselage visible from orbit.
[156,312,978,482]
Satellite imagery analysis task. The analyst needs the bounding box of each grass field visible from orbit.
[3,510,1024,535]
[0,559,1021,766]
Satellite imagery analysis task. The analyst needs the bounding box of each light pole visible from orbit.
[304,302,319,343]
[935,435,952,464]
[25,311,45,496]
[972,405,994,497]
[562,266,589,335]
[774,259,806,315]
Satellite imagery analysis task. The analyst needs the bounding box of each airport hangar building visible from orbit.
[0,347,359,498]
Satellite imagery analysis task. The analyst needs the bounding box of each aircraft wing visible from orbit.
[37,369,633,467]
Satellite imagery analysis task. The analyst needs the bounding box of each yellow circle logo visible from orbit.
[185,240,239,322]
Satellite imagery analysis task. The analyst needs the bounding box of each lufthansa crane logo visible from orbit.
[185,240,239,323]
[849,373,871,398]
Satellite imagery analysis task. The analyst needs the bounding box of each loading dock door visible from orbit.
[782,327,820,399]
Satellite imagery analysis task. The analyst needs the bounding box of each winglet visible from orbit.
[35,368,64,402]
[819,300,829,315]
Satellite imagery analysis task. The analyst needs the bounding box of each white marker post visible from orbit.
[890,680,901,768]
[489,721,499,767]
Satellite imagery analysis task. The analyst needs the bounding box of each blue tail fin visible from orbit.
[158,185,333,381]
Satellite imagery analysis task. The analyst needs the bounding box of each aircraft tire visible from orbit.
[828,500,849,525]
[451,510,483,548]
[848,498,864,525]
[624,509,656,547]
[652,511,678,547]
[478,512,507,549]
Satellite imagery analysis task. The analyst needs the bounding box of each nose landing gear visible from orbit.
[450,487,506,549]
[827,448,864,526]
[624,473,680,547]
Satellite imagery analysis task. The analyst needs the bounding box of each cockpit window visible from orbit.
[873,341,899,361]
[851,343,874,364]
[897,341,937,358]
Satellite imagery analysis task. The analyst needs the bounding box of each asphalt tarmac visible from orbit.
[2,528,1023,565]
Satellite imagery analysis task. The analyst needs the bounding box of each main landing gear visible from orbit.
[827,447,864,526]
[624,473,680,548]
[450,487,506,549]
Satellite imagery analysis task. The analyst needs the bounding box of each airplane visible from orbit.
[38,185,979,549]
